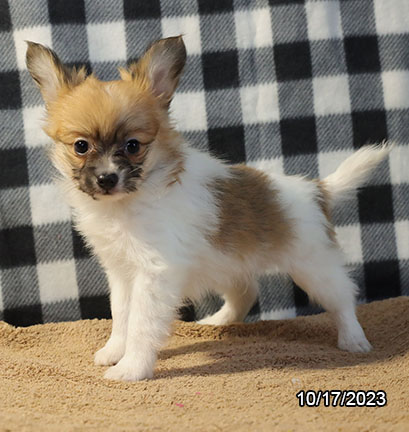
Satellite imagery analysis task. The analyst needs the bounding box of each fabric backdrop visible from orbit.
[0,0,408,327]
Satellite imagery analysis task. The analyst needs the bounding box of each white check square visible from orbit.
[13,25,52,70]
[305,0,343,41]
[87,21,126,62]
[374,0,409,35]
[261,307,296,320]
[37,260,79,304]
[23,105,51,148]
[335,224,363,264]
[382,71,409,110]
[161,15,201,55]
[318,150,352,178]
[389,144,409,185]
[240,83,279,124]
[170,91,207,131]
[234,8,273,49]
[313,75,351,116]
[30,184,71,226]
[395,220,409,260]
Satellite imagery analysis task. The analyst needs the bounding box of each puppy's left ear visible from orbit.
[123,36,186,106]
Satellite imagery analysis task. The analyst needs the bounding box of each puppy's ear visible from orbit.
[26,41,87,105]
[123,36,186,105]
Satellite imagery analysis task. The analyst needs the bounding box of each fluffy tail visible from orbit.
[323,143,392,206]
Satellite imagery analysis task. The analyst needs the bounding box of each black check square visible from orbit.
[178,301,196,322]
[124,0,161,20]
[274,42,312,81]
[352,110,388,148]
[198,0,233,14]
[0,71,21,109]
[364,260,401,300]
[203,50,239,90]
[3,304,43,327]
[80,295,111,320]
[344,36,381,74]
[247,300,260,320]
[293,283,309,307]
[358,185,394,224]
[208,126,246,163]
[0,0,11,32]
[280,117,317,156]
[48,0,86,24]
[0,148,29,188]
[0,226,36,268]
[72,226,92,259]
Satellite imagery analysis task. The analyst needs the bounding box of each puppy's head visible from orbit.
[26,37,186,200]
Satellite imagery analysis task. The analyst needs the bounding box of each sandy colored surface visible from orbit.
[0,297,408,431]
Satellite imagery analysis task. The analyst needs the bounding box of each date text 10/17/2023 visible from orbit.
[296,390,387,407]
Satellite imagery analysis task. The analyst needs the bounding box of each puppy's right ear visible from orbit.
[26,41,86,105]
[121,36,186,107]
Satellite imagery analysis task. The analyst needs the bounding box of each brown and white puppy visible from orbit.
[26,36,390,381]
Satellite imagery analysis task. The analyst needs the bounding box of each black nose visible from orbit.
[97,173,119,191]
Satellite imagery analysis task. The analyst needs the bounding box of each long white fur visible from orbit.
[61,142,391,381]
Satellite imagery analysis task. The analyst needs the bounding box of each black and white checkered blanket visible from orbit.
[0,0,408,326]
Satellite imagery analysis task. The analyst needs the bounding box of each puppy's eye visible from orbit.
[125,139,140,155]
[74,140,89,155]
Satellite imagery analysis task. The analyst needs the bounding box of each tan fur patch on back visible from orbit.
[208,165,293,259]
[314,180,337,244]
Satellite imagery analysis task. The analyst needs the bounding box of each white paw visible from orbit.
[338,331,372,353]
[94,339,125,366]
[104,357,154,382]
[198,308,235,326]
[198,315,226,326]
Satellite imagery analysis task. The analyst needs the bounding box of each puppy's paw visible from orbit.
[94,339,125,366]
[338,336,372,353]
[197,309,235,326]
[338,330,372,353]
[104,357,154,381]
[197,315,224,326]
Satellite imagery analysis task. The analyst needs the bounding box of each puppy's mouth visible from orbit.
[98,189,119,197]
[73,166,141,200]
[82,182,140,201]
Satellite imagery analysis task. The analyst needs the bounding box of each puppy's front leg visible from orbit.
[94,270,131,366]
[104,271,179,381]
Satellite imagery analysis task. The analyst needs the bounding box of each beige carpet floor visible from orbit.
[0,296,408,431]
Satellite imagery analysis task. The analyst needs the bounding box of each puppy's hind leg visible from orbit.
[289,247,372,353]
[198,278,259,325]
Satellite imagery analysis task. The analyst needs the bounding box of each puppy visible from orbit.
[26,36,390,381]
